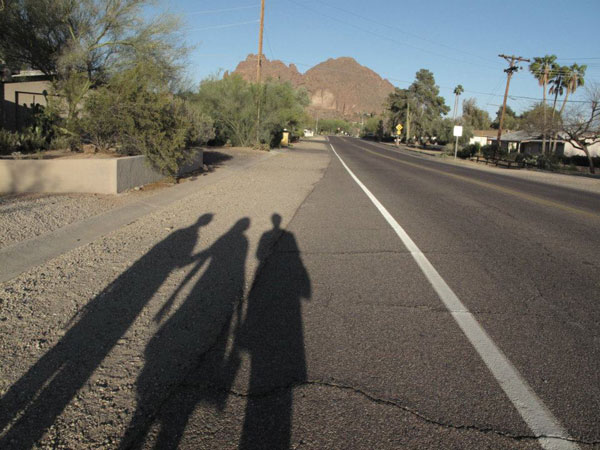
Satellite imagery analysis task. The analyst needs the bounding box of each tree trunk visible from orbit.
[551,89,571,154]
[542,84,547,155]
[582,145,596,174]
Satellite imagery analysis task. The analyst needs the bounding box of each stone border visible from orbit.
[0,151,203,194]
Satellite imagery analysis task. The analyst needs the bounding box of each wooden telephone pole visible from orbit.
[256,0,265,144]
[496,54,530,156]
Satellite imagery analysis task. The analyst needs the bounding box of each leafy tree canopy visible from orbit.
[386,69,449,140]
[491,105,521,130]
[0,0,183,85]
[193,74,309,148]
[461,98,491,130]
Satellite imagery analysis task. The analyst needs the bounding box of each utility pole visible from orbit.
[405,103,410,144]
[256,0,265,144]
[496,54,530,157]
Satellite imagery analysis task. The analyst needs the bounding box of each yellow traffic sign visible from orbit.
[396,124,403,133]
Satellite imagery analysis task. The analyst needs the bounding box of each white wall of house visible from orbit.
[563,141,600,157]
[468,136,489,146]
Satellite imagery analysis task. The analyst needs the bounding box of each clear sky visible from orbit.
[158,0,600,117]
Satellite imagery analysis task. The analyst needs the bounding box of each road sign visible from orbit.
[396,124,403,133]
[453,126,463,137]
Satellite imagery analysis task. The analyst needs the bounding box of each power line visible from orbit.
[185,5,259,15]
[555,57,600,61]
[185,20,259,32]
[307,0,500,67]
[282,0,502,73]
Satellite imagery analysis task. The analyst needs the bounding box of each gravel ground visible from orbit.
[0,193,134,249]
[0,140,330,449]
[0,147,266,250]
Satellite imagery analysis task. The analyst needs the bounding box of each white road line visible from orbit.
[329,143,578,450]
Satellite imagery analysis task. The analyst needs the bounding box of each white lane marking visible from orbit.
[330,143,578,450]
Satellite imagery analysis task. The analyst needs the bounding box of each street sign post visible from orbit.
[396,124,403,147]
[453,126,463,159]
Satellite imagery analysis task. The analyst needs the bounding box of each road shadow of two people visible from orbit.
[0,213,311,450]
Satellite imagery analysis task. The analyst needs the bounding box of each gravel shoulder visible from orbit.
[0,140,330,449]
[0,147,266,249]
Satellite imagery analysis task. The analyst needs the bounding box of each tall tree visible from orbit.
[491,105,519,130]
[559,63,587,117]
[0,0,74,75]
[453,84,464,121]
[529,55,557,153]
[0,0,183,85]
[386,87,414,142]
[562,84,600,174]
[549,63,587,153]
[406,69,449,141]
[462,98,491,130]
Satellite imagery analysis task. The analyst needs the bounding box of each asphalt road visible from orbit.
[2,137,599,449]
[137,137,599,449]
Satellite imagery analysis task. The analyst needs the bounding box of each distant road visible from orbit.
[317,136,600,448]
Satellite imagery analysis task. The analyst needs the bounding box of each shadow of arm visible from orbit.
[153,252,210,322]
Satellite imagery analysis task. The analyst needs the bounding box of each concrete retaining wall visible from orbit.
[0,150,202,194]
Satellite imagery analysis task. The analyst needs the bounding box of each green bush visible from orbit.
[456,143,480,159]
[49,135,72,150]
[514,152,526,164]
[0,129,19,155]
[18,128,48,153]
[481,144,495,159]
[193,75,308,148]
[560,154,600,168]
[0,128,49,155]
[80,66,214,177]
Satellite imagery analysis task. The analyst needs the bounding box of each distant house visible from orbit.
[0,70,53,131]
[488,131,548,154]
[488,130,600,157]
[469,129,497,146]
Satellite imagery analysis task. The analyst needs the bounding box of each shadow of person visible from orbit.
[238,213,311,450]
[120,218,251,450]
[0,214,214,449]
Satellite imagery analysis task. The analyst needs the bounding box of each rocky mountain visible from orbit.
[231,54,395,120]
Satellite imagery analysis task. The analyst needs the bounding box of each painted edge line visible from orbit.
[329,142,578,450]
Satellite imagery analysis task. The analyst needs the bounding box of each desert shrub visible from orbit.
[18,128,48,153]
[457,143,480,159]
[80,66,214,176]
[481,144,494,159]
[442,143,454,156]
[193,75,308,148]
[49,135,72,150]
[0,128,49,155]
[561,154,600,168]
[0,129,19,155]
[514,152,526,164]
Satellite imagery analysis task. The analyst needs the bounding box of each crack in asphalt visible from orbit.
[207,379,597,446]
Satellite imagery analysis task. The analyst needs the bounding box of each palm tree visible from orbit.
[559,63,586,116]
[547,65,566,154]
[529,55,557,153]
[549,64,587,153]
[453,85,464,122]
